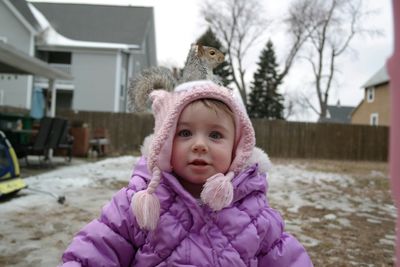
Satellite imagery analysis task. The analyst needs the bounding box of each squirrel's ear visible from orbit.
[191,43,198,53]
[197,44,205,56]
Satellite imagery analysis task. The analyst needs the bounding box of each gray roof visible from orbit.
[362,65,389,88]
[31,2,154,46]
[9,0,41,31]
[0,41,72,80]
[319,105,355,124]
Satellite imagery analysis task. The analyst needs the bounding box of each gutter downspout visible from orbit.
[46,78,57,160]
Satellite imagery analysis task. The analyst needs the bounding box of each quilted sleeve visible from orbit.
[257,208,313,267]
[59,176,147,267]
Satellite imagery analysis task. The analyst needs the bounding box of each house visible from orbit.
[0,0,42,109]
[351,66,390,126]
[0,0,157,113]
[319,101,355,124]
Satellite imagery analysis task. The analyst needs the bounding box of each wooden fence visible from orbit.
[252,119,388,161]
[58,110,389,161]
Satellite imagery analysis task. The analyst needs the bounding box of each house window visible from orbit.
[370,113,379,126]
[36,51,72,64]
[367,87,375,103]
[56,90,73,110]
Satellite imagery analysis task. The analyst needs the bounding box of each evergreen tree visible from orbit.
[248,40,285,119]
[196,28,233,87]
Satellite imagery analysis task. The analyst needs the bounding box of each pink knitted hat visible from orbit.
[132,80,255,230]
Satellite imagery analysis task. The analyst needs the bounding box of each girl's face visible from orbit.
[171,101,235,192]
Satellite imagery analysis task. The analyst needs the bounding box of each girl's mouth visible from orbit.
[190,159,208,166]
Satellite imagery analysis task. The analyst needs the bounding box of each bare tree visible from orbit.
[286,0,380,119]
[279,2,315,83]
[200,0,269,108]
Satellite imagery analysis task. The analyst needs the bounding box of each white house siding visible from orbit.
[0,1,34,109]
[143,17,157,67]
[71,49,118,112]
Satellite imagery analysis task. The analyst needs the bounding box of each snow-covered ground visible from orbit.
[0,156,396,266]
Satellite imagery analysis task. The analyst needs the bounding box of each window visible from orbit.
[36,51,72,64]
[370,113,379,126]
[55,90,73,109]
[367,87,375,103]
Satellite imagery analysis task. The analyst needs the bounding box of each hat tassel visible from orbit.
[201,171,234,211]
[132,167,161,230]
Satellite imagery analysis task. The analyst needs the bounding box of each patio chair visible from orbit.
[15,117,53,165]
[40,117,74,164]
[55,119,73,162]
[46,117,66,150]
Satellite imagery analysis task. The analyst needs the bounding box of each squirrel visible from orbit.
[128,44,225,111]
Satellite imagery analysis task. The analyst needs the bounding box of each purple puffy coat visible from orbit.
[60,157,313,266]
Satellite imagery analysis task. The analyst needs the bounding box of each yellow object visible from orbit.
[0,178,26,195]
[8,147,20,177]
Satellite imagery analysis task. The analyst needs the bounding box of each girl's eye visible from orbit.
[209,131,222,139]
[177,129,191,137]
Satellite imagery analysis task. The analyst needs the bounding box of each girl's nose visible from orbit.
[192,138,208,153]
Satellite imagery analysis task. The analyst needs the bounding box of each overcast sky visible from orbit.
[29,0,394,121]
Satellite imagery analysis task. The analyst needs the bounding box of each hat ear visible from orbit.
[150,90,170,112]
[148,90,176,162]
[149,89,169,101]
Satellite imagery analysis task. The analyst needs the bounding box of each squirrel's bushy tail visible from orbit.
[128,66,177,112]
